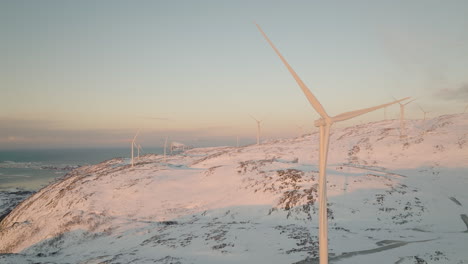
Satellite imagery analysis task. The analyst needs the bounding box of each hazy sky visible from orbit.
[1,0,467,149]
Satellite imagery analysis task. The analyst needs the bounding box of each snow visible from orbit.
[0,114,467,263]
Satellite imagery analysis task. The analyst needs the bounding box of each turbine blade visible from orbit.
[403,98,416,106]
[391,96,411,106]
[249,114,259,122]
[332,97,410,122]
[132,130,140,142]
[417,104,424,112]
[255,23,329,119]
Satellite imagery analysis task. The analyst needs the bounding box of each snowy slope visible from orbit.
[0,114,467,264]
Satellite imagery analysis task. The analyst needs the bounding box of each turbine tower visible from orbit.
[464,104,468,113]
[131,130,140,167]
[417,104,430,121]
[250,115,262,145]
[136,144,143,159]
[396,98,415,138]
[256,23,409,264]
[164,136,168,162]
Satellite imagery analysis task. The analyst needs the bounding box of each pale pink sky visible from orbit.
[1,0,467,148]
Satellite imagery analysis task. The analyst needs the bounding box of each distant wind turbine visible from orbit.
[256,23,410,264]
[464,104,468,113]
[164,136,168,162]
[136,144,143,159]
[249,115,263,145]
[417,104,430,122]
[396,98,415,138]
[131,130,140,167]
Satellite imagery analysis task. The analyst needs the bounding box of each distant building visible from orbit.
[170,141,192,153]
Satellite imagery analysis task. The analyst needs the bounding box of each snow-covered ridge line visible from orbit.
[0,114,467,264]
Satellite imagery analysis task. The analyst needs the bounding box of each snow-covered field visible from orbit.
[0,114,467,264]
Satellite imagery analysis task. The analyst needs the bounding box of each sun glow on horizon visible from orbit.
[1,1,467,149]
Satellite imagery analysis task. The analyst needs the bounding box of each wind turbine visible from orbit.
[249,115,263,145]
[256,23,410,264]
[131,130,140,167]
[136,144,143,159]
[464,104,468,113]
[396,98,416,138]
[164,136,168,162]
[417,104,430,121]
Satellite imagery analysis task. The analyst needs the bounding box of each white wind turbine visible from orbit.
[417,104,430,122]
[256,23,410,264]
[396,98,416,138]
[131,130,140,167]
[136,144,143,159]
[164,136,168,162]
[249,115,263,145]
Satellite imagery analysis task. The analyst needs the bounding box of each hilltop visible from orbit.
[0,114,467,264]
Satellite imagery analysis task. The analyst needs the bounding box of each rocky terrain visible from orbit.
[0,189,34,222]
[0,114,467,264]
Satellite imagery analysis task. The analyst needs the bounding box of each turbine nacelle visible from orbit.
[396,97,415,106]
[314,118,330,127]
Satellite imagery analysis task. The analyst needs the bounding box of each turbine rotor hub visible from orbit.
[314,118,333,127]
[314,119,326,127]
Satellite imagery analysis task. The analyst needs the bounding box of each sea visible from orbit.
[0,147,164,220]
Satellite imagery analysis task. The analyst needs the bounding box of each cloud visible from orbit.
[0,116,239,149]
[0,118,133,148]
[434,83,468,101]
[0,117,63,130]
[0,118,236,149]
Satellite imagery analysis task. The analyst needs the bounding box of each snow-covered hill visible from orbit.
[1,114,467,264]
